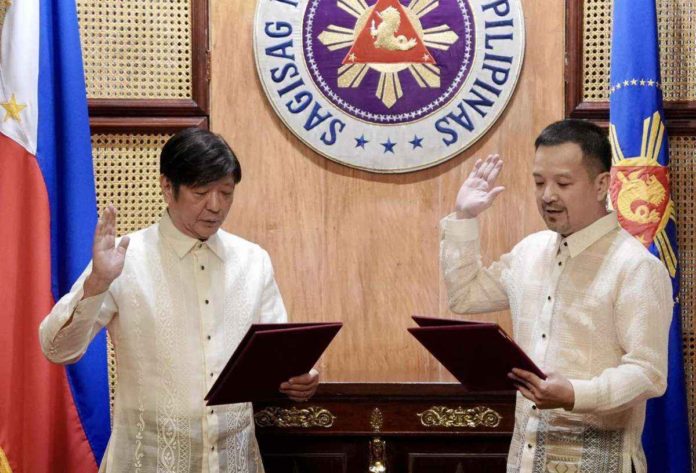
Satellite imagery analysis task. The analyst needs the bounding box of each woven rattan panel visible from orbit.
[77,0,192,99]
[671,136,696,470]
[92,133,170,235]
[92,133,172,416]
[583,0,696,102]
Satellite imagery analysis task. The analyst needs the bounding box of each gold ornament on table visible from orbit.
[367,408,387,472]
[253,406,336,429]
[417,405,502,428]
[368,437,387,473]
[369,407,384,432]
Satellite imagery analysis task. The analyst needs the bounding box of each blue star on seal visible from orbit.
[381,138,396,154]
[355,134,369,149]
[409,135,424,149]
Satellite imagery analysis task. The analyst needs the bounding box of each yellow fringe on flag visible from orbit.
[0,447,13,473]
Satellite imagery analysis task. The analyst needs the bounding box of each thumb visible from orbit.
[489,186,505,199]
[117,235,130,254]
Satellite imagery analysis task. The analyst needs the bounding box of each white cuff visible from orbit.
[440,213,479,241]
[569,378,597,413]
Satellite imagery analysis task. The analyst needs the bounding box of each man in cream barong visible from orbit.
[440,119,672,472]
[40,128,318,473]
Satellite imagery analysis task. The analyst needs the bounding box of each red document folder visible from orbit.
[408,316,545,391]
[205,322,342,405]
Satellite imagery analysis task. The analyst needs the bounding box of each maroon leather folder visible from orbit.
[409,315,545,391]
[205,322,342,405]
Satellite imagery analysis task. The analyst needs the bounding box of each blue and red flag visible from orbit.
[0,0,110,470]
[608,1,692,471]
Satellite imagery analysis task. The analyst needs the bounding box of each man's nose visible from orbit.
[206,192,222,212]
[542,185,557,202]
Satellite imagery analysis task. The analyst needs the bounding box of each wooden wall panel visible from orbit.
[211,0,563,382]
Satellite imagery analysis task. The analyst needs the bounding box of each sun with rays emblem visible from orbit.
[316,0,460,109]
[303,0,474,124]
[254,0,524,172]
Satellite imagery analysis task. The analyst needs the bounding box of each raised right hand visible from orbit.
[83,204,130,298]
[454,154,505,219]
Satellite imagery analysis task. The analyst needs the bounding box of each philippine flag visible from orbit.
[0,0,110,471]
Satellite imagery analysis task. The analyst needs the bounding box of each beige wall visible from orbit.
[211,0,564,382]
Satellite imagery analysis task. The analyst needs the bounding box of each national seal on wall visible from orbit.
[254,0,525,173]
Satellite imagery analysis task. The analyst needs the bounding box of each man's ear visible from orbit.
[595,171,611,202]
[160,175,173,204]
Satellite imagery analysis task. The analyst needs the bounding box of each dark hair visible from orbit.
[534,119,612,175]
[160,128,241,196]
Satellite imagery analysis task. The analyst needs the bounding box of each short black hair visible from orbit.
[534,119,612,175]
[160,128,241,196]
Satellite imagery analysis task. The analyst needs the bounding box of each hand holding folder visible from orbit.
[205,322,342,405]
[408,315,545,391]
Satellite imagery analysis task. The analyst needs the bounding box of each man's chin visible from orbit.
[543,219,568,234]
[195,224,221,239]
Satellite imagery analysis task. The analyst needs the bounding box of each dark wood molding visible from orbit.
[88,99,206,117]
[564,0,696,134]
[564,0,585,118]
[191,0,210,115]
[311,383,514,400]
[89,116,208,133]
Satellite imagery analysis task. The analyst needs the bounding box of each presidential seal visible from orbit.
[254,0,524,173]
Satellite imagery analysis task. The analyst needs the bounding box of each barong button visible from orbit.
[205,299,209,304]
[527,443,533,449]
[547,296,551,301]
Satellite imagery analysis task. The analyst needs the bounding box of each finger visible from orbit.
[516,384,537,404]
[288,372,315,385]
[508,372,531,390]
[470,158,484,179]
[281,388,313,399]
[486,159,503,187]
[288,396,309,402]
[290,369,320,385]
[105,206,117,246]
[109,205,118,234]
[511,368,543,387]
[477,158,494,182]
[282,380,317,392]
[117,236,130,255]
[481,154,499,181]
[94,215,105,244]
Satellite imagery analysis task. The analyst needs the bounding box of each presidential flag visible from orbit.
[0,0,110,470]
[608,1,692,471]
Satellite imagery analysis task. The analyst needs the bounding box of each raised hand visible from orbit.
[455,154,505,219]
[83,204,130,298]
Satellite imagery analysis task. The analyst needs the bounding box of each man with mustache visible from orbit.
[39,128,318,472]
[440,119,671,473]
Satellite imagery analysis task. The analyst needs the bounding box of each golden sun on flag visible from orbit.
[0,0,12,34]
